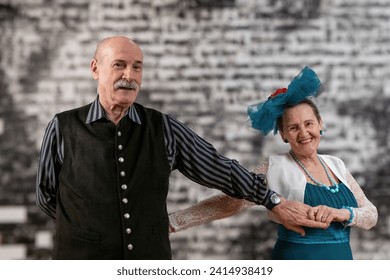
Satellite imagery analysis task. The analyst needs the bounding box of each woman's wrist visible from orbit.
[342,206,354,226]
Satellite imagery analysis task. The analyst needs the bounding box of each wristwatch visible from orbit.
[266,192,282,210]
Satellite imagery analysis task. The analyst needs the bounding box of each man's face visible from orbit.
[91,37,143,109]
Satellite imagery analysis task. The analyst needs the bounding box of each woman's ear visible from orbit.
[280,132,288,143]
[319,120,323,135]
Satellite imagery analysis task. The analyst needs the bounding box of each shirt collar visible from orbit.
[86,95,142,125]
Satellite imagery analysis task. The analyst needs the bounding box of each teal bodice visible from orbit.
[278,182,357,244]
[272,182,358,260]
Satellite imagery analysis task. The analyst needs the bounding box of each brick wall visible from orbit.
[0,0,389,259]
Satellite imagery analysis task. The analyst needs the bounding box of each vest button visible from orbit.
[118,157,124,163]
[125,228,131,234]
[117,131,122,136]
[122,198,128,204]
[124,213,130,219]
[118,144,123,150]
[127,244,133,251]
[121,184,127,190]
[120,171,126,177]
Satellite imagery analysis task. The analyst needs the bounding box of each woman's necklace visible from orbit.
[289,150,340,193]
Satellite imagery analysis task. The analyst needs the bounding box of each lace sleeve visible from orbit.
[253,159,269,175]
[169,161,270,233]
[169,193,255,233]
[345,170,378,230]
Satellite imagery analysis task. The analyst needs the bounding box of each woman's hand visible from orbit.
[308,205,351,227]
[168,224,175,235]
[272,199,328,236]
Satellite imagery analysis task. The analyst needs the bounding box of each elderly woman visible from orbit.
[169,66,378,260]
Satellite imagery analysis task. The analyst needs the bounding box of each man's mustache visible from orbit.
[114,79,139,90]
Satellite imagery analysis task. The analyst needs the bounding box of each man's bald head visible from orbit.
[93,36,143,62]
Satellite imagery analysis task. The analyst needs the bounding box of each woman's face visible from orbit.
[280,103,322,158]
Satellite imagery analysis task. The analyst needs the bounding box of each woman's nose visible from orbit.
[299,127,308,135]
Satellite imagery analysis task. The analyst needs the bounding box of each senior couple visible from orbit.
[36,36,377,260]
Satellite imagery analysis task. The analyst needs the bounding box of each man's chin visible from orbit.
[116,93,138,105]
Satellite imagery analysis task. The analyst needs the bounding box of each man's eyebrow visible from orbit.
[112,59,126,63]
[113,59,143,64]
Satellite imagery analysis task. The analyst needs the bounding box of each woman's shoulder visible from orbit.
[319,153,344,163]
[319,154,348,170]
[253,153,286,174]
[268,152,292,163]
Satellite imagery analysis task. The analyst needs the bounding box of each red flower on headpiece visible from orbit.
[268,88,287,99]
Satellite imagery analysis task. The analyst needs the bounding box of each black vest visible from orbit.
[54,103,171,259]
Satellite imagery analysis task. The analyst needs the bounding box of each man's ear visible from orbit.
[90,59,99,80]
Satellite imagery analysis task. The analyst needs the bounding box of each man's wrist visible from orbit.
[264,191,282,210]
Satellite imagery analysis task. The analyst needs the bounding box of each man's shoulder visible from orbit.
[56,103,92,117]
[134,103,162,114]
[133,103,166,122]
[55,103,93,124]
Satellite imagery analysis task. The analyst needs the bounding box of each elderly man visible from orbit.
[36,36,326,260]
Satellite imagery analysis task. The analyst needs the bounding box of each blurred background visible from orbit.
[0,0,389,260]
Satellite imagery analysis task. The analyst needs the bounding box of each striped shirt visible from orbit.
[36,97,273,219]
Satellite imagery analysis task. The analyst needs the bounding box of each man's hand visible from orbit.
[271,199,328,236]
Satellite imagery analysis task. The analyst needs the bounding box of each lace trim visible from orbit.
[345,170,378,229]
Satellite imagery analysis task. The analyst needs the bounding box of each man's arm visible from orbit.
[36,117,62,219]
[163,114,269,204]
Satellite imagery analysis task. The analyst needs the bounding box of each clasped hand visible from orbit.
[272,200,349,236]
[308,205,350,226]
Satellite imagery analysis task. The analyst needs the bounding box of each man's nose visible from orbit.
[122,67,135,80]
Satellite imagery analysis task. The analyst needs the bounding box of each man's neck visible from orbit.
[101,102,130,125]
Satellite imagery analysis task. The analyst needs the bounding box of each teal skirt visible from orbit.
[272,239,352,260]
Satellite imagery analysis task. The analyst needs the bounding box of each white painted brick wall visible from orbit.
[0,0,389,259]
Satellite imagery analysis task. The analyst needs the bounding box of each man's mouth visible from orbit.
[118,86,135,90]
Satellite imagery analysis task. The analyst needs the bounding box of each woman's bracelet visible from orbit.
[342,206,354,226]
